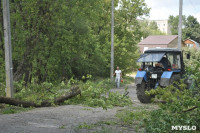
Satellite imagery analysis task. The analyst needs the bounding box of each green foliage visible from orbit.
[168,15,186,35]
[114,0,150,73]
[1,77,132,110]
[169,15,200,42]
[182,16,200,42]
[183,48,200,90]
[115,106,154,132]
[14,81,70,104]
[77,122,94,129]
[145,87,199,132]
[0,0,150,85]
[0,104,32,114]
[116,109,149,126]
[113,51,200,132]
[59,125,66,129]
[65,78,132,109]
[139,20,166,39]
[144,76,200,132]
[141,49,200,132]
[0,82,6,96]
[76,121,121,133]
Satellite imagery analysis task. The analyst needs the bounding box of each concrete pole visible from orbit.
[178,0,183,50]
[110,0,114,81]
[3,0,14,98]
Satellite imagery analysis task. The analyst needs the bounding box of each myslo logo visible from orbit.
[171,125,196,131]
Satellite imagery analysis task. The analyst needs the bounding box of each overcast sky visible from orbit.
[144,0,200,22]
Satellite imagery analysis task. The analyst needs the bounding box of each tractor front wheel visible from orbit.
[136,80,152,103]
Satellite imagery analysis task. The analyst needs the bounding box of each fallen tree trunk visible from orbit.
[0,97,39,107]
[54,86,81,105]
[0,86,81,108]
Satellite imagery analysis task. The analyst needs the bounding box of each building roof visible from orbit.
[184,38,198,44]
[145,48,181,53]
[139,35,178,45]
[184,39,200,48]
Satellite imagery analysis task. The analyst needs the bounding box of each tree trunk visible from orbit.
[0,86,81,108]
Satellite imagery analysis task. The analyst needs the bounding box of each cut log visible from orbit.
[0,97,39,107]
[54,86,81,105]
[0,86,81,108]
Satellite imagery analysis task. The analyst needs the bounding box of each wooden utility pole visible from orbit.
[178,0,183,50]
[3,0,14,98]
[110,0,114,81]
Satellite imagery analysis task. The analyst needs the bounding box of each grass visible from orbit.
[0,104,33,114]
[59,125,66,129]
[121,76,134,85]
[115,106,159,132]
[76,122,94,129]
[75,121,124,133]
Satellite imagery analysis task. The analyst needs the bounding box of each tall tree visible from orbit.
[182,15,200,42]
[139,20,165,39]
[114,0,150,73]
[168,15,200,42]
[0,0,150,85]
[0,0,5,83]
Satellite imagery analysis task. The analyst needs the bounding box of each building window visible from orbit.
[186,44,193,48]
[143,47,149,53]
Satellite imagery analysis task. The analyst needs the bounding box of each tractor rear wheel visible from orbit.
[169,74,181,91]
[170,74,181,84]
[136,80,152,103]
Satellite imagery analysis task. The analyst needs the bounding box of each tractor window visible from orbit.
[167,53,181,69]
[137,52,165,62]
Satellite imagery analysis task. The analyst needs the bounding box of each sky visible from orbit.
[144,0,200,22]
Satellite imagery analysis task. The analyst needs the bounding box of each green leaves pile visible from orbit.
[1,77,132,109]
[65,79,132,109]
[145,83,199,132]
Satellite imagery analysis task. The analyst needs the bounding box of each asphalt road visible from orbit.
[0,83,143,133]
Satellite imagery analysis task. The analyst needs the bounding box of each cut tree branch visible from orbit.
[183,106,198,112]
[0,86,81,108]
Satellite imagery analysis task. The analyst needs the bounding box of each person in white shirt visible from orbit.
[113,66,122,88]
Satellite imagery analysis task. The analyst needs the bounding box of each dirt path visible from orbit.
[0,83,148,133]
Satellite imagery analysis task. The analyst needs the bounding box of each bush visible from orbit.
[144,60,200,132]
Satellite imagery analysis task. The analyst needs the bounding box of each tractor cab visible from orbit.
[135,48,184,103]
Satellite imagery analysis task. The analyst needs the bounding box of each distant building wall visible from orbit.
[138,35,179,53]
[184,39,199,49]
[168,38,178,48]
[149,20,171,35]
[139,44,167,53]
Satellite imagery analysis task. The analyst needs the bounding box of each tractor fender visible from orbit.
[160,71,173,87]
[135,71,147,85]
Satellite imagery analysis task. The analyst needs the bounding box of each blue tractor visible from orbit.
[135,48,186,103]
